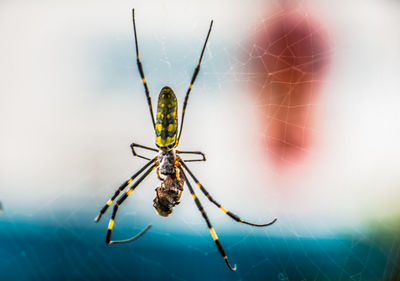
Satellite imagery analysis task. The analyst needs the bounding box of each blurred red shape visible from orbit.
[249,5,331,168]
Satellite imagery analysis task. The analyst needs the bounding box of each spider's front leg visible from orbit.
[176,150,206,162]
[130,142,158,160]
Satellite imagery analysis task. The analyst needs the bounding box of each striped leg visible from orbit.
[180,168,236,271]
[180,161,277,227]
[176,20,213,146]
[106,163,157,244]
[94,157,157,222]
[130,142,158,161]
[132,9,156,130]
[176,150,206,162]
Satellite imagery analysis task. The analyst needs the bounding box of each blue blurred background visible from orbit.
[1,0,400,280]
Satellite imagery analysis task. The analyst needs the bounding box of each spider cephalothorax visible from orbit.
[94,9,276,271]
[158,149,176,175]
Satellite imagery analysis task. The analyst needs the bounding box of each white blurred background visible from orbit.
[1,0,400,237]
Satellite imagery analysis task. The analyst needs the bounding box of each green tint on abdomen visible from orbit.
[155,86,178,149]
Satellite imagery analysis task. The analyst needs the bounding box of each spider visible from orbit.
[94,9,277,271]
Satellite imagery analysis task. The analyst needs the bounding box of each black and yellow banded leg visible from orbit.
[132,9,156,130]
[174,156,182,181]
[94,157,157,223]
[180,161,277,227]
[176,20,213,146]
[180,168,236,271]
[176,150,206,162]
[106,163,157,244]
[130,142,158,160]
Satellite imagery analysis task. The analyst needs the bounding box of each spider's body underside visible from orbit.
[153,147,183,217]
[158,148,177,175]
[94,9,276,271]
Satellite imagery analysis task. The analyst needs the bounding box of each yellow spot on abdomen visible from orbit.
[127,178,133,184]
[220,206,228,213]
[156,136,163,146]
[155,123,163,132]
[167,136,175,144]
[107,200,113,206]
[127,188,133,196]
[167,124,177,132]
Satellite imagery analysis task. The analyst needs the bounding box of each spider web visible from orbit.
[1,1,400,280]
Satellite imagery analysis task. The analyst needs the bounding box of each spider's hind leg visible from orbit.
[105,162,157,244]
[180,160,277,227]
[95,157,157,222]
[180,168,236,271]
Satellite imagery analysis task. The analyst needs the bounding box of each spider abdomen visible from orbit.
[155,86,178,150]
